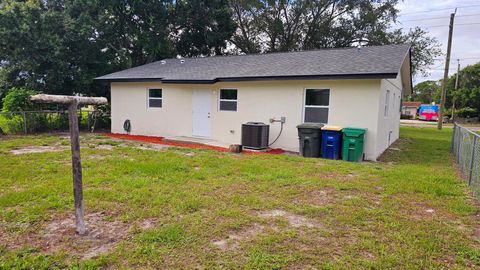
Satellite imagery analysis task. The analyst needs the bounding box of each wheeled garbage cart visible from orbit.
[342,127,366,162]
[321,125,343,159]
[297,123,324,157]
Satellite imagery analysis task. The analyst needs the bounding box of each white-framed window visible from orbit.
[148,88,162,108]
[399,95,402,112]
[384,90,390,117]
[219,89,237,111]
[304,89,330,123]
[393,93,396,110]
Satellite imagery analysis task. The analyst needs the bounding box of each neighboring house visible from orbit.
[402,101,421,118]
[96,44,412,161]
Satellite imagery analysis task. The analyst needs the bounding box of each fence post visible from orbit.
[87,112,91,132]
[458,129,462,164]
[469,136,478,186]
[451,123,456,153]
[22,111,27,134]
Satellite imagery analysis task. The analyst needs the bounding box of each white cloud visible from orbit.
[395,0,480,84]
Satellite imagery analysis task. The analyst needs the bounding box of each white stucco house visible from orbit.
[96,44,412,161]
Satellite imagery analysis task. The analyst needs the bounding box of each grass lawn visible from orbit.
[0,127,479,269]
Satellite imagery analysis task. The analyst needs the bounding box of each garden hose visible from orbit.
[123,119,131,133]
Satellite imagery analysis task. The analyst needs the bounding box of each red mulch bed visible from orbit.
[101,133,285,155]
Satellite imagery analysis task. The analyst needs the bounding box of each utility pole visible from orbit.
[438,10,456,130]
[452,59,460,122]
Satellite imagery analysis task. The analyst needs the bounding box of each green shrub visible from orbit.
[401,114,413,120]
[0,114,24,134]
[456,107,478,118]
[2,87,39,112]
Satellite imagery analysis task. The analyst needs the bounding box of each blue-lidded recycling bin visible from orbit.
[321,126,343,159]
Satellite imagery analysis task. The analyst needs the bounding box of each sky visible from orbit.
[395,0,480,85]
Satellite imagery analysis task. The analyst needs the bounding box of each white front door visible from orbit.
[192,90,211,137]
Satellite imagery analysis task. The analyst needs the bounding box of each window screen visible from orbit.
[148,88,162,108]
[219,89,237,111]
[306,89,329,106]
[304,89,330,123]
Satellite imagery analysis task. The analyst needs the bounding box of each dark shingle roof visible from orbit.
[95,44,411,83]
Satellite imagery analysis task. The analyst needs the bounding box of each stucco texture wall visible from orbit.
[110,79,385,160]
[376,74,403,157]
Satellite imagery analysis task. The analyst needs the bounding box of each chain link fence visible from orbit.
[451,123,480,197]
[0,110,110,135]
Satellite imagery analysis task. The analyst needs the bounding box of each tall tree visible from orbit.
[97,0,175,67]
[410,80,440,104]
[386,27,441,77]
[0,0,116,97]
[450,62,480,115]
[172,0,236,56]
[229,0,441,77]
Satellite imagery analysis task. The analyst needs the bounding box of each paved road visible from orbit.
[400,119,480,131]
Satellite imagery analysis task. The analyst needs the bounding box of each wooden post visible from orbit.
[30,94,107,235]
[68,100,85,234]
[22,111,27,134]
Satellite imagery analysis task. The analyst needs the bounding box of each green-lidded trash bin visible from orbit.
[342,127,367,162]
[297,123,324,157]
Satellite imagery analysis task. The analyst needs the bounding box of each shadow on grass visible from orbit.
[379,127,453,166]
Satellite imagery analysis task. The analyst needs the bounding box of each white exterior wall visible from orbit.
[111,79,386,160]
[376,74,403,157]
[111,82,192,137]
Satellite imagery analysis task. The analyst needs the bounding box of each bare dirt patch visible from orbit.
[308,171,358,181]
[135,143,171,151]
[473,226,480,242]
[96,144,114,150]
[86,154,108,160]
[5,212,130,260]
[3,213,166,259]
[258,209,317,228]
[296,187,337,206]
[137,218,160,230]
[212,223,265,251]
[399,200,457,222]
[0,224,6,241]
[10,145,67,155]
[473,211,480,242]
[41,212,130,259]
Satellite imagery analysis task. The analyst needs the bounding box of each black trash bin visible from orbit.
[297,123,324,157]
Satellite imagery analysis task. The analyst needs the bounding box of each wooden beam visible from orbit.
[68,100,86,235]
[30,94,107,106]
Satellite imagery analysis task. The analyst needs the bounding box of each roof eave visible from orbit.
[95,77,164,82]
[95,73,398,84]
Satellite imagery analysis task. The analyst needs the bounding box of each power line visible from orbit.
[400,13,480,22]
[433,57,480,61]
[418,22,480,28]
[399,4,480,16]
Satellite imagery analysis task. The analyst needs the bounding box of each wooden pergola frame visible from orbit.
[30,94,108,235]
